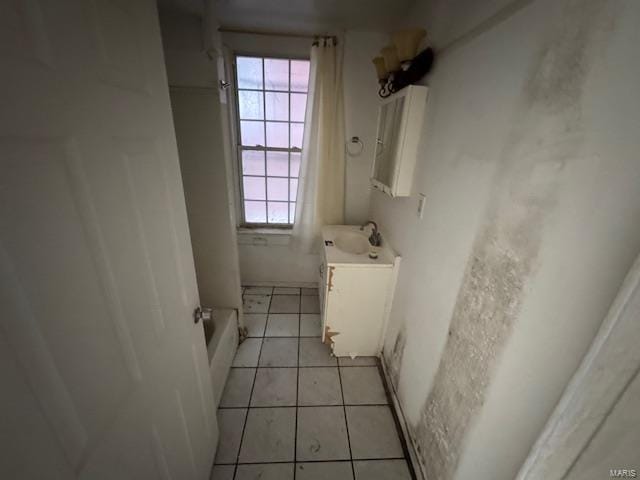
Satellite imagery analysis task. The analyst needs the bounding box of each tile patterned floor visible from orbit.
[211,286,413,480]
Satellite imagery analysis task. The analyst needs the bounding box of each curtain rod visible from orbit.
[218,26,337,42]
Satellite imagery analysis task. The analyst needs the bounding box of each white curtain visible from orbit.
[290,38,345,253]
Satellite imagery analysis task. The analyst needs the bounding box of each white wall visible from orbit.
[237,231,319,286]
[371,0,640,479]
[343,31,388,224]
[223,30,386,285]
[159,11,243,311]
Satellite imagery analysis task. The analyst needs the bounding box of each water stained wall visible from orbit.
[375,0,631,478]
[419,2,615,477]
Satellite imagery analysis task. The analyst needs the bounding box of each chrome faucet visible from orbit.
[360,220,381,246]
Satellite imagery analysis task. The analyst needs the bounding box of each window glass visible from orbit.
[265,92,288,121]
[290,124,304,149]
[268,202,289,223]
[290,93,307,122]
[238,91,264,120]
[237,57,263,89]
[264,58,289,91]
[245,201,266,223]
[266,122,289,148]
[236,55,310,225]
[267,177,289,201]
[266,151,289,177]
[291,60,310,92]
[242,150,265,176]
[240,120,265,146]
[243,176,266,201]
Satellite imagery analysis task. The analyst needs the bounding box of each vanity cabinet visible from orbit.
[371,85,428,197]
[319,226,399,358]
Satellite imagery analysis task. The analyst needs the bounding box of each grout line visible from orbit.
[232,365,376,369]
[219,403,390,410]
[217,457,406,466]
[337,355,356,479]
[293,293,302,479]
[231,294,273,478]
[268,312,317,315]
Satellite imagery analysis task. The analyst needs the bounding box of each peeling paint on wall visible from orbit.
[406,1,616,479]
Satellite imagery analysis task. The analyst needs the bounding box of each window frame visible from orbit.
[232,53,310,228]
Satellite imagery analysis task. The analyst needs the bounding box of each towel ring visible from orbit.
[346,136,364,157]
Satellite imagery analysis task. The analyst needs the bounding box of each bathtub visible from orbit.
[204,308,238,408]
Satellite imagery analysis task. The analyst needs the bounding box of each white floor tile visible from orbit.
[300,314,321,337]
[243,294,271,313]
[214,408,247,464]
[301,288,319,296]
[340,367,388,405]
[251,368,297,407]
[210,464,234,480]
[301,295,320,313]
[269,294,300,313]
[239,408,296,463]
[297,406,350,461]
[353,460,411,480]
[265,313,299,337]
[298,367,342,406]
[259,338,299,367]
[232,338,262,367]
[235,463,294,480]
[299,338,336,367]
[346,406,404,459]
[219,368,255,408]
[244,313,267,337]
[296,462,353,480]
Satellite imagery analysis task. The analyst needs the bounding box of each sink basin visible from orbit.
[334,231,370,255]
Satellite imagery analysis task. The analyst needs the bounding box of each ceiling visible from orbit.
[157,0,417,34]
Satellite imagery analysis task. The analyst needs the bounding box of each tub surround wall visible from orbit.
[370,0,640,479]
[159,11,243,312]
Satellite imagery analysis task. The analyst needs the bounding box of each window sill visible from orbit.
[237,227,292,247]
[237,227,292,236]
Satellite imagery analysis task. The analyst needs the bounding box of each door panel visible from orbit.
[0,1,215,478]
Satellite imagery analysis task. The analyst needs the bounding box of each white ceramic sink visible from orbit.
[323,225,394,266]
[334,231,370,255]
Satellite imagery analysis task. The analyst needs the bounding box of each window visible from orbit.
[234,55,310,226]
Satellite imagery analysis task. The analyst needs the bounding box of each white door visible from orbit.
[0,1,216,479]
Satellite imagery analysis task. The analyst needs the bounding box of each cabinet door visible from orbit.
[372,96,405,190]
[323,266,391,357]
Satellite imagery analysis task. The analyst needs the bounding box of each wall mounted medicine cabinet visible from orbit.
[370,85,428,197]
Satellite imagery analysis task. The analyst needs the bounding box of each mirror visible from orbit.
[372,96,405,190]
[370,85,428,197]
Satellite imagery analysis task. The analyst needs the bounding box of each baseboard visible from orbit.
[242,280,318,288]
[380,353,427,480]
